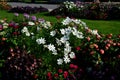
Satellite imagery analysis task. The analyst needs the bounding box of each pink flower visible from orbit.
[105,46,109,50]
[90,51,95,55]
[87,36,91,41]
[9,48,14,53]
[58,69,63,73]
[96,35,101,40]
[117,43,120,47]
[113,43,116,46]
[2,37,7,41]
[93,44,98,49]
[106,43,111,47]
[100,49,104,54]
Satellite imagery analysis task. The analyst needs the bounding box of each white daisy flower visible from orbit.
[60,36,67,43]
[56,38,62,46]
[21,27,28,33]
[91,30,98,35]
[62,17,71,25]
[57,58,63,65]
[69,52,75,59]
[28,21,35,26]
[60,29,66,35]
[64,56,70,64]
[36,37,46,45]
[64,46,71,55]
[25,32,30,36]
[50,31,56,37]
[47,44,55,52]
[52,50,58,55]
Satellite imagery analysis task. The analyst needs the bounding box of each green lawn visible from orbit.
[0,10,120,35]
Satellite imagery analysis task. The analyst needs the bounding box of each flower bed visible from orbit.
[50,1,120,20]
[9,6,49,14]
[0,13,120,80]
[0,1,12,10]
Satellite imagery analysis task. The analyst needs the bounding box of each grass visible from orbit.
[82,19,120,35]
[0,10,120,35]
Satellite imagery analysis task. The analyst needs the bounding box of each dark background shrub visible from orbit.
[107,7,120,19]
[9,6,49,14]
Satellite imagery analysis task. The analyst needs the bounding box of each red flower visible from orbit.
[22,22,28,26]
[70,64,78,69]
[47,72,52,80]
[56,15,61,20]
[47,72,52,77]
[33,74,38,79]
[13,31,18,35]
[9,23,14,27]
[76,46,81,51]
[107,34,112,38]
[58,69,63,73]
[74,65,78,69]
[0,25,3,30]
[117,55,120,59]
[63,71,68,79]
[54,73,59,78]
[14,25,19,29]
[70,64,74,68]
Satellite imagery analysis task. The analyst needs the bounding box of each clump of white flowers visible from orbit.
[35,17,88,65]
[36,37,46,45]
[63,1,76,10]
[21,16,100,66]
[21,27,30,36]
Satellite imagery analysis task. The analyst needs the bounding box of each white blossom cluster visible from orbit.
[63,1,76,10]
[39,21,51,29]
[21,17,100,66]
[62,17,87,27]
[21,19,51,37]
[21,27,31,36]
[35,17,87,65]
